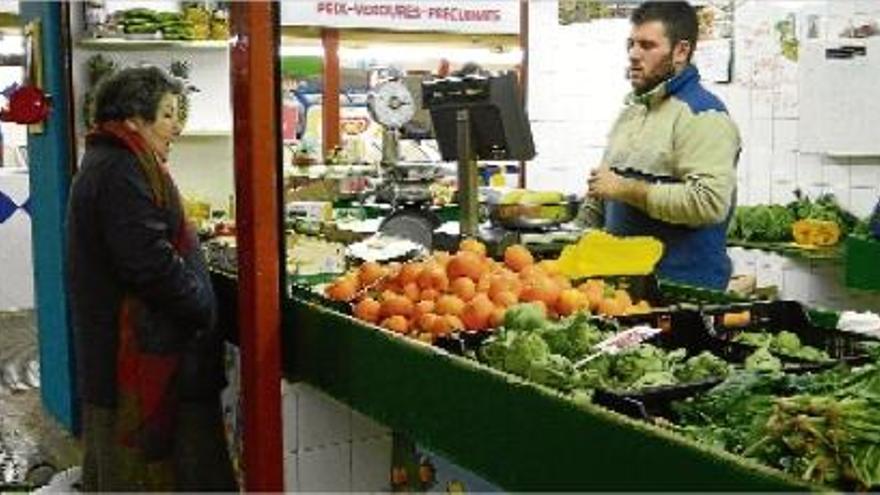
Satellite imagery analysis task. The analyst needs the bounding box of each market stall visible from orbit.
[23,1,880,492]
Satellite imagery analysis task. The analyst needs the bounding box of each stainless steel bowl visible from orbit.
[488,199,580,230]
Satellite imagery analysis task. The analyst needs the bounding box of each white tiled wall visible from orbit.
[282,381,392,492]
[528,0,880,313]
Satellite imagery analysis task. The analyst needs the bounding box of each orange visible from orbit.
[447,251,488,282]
[401,282,421,302]
[450,277,477,302]
[445,315,465,332]
[435,294,465,316]
[556,288,586,317]
[417,264,449,292]
[381,315,409,334]
[536,259,561,276]
[357,261,387,288]
[417,312,440,333]
[353,297,381,323]
[419,288,440,302]
[459,238,487,257]
[428,314,452,336]
[325,276,358,302]
[381,294,414,319]
[503,244,534,273]
[488,306,506,329]
[490,289,518,308]
[413,300,436,320]
[397,262,424,286]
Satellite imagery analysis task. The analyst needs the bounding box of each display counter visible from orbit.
[278,295,809,491]
[202,262,825,493]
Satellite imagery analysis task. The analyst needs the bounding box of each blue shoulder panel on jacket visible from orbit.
[666,65,727,114]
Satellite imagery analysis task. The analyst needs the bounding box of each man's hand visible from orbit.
[587,165,625,200]
[587,165,650,210]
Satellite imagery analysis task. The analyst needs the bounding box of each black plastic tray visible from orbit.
[590,308,819,420]
[701,300,880,366]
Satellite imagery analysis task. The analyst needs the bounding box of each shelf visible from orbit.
[283,164,378,178]
[179,129,231,137]
[727,239,842,261]
[77,38,230,51]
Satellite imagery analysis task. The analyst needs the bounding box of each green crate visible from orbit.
[658,279,759,306]
[845,235,880,291]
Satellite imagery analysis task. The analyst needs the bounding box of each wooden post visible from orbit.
[518,0,529,189]
[229,2,283,490]
[322,27,340,159]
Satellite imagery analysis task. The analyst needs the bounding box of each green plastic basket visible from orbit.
[845,235,880,291]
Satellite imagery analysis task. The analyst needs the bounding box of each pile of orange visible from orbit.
[575,278,651,317]
[324,240,653,342]
[324,239,583,342]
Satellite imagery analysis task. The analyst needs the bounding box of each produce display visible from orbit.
[671,359,880,491]
[733,330,831,362]
[479,304,734,395]
[306,233,880,491]
[727,190,859,246]
[108,6,226,41]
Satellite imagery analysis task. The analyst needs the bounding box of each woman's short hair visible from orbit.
[92,66,183,124]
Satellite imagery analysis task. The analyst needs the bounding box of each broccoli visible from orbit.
[479,332,514,369]
[504,303,548,333]
[503,332,551,377]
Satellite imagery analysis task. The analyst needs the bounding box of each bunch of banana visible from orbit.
[498,189,565,205]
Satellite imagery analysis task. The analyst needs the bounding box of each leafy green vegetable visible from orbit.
[503,303,549,333]
[735,330,831,362]
[673,360,880,491]
[744,347,783,373]
[674,351,731,382]
[728,205,795,242]
[540,312,607,360]
[503,332,551,377]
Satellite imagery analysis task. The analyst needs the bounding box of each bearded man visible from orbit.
[578,1,741,290]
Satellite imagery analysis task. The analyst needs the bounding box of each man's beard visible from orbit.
[633,53,675,95]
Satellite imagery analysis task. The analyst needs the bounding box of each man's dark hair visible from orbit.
[631,1,699,61]
[93,66,183,124]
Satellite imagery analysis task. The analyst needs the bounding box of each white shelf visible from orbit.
[283,164,378,178]
[180,129,231,137]
[77,38,230,51]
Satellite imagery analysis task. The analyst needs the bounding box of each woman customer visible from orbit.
[66,66,237,491]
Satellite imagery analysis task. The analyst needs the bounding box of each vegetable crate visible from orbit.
[702,300,880,368]
[592,308,818,420]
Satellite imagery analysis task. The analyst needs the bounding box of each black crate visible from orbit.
[701,300,880,366]
[590,308,819,420]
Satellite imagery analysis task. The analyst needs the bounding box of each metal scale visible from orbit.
[368,77,443,248]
